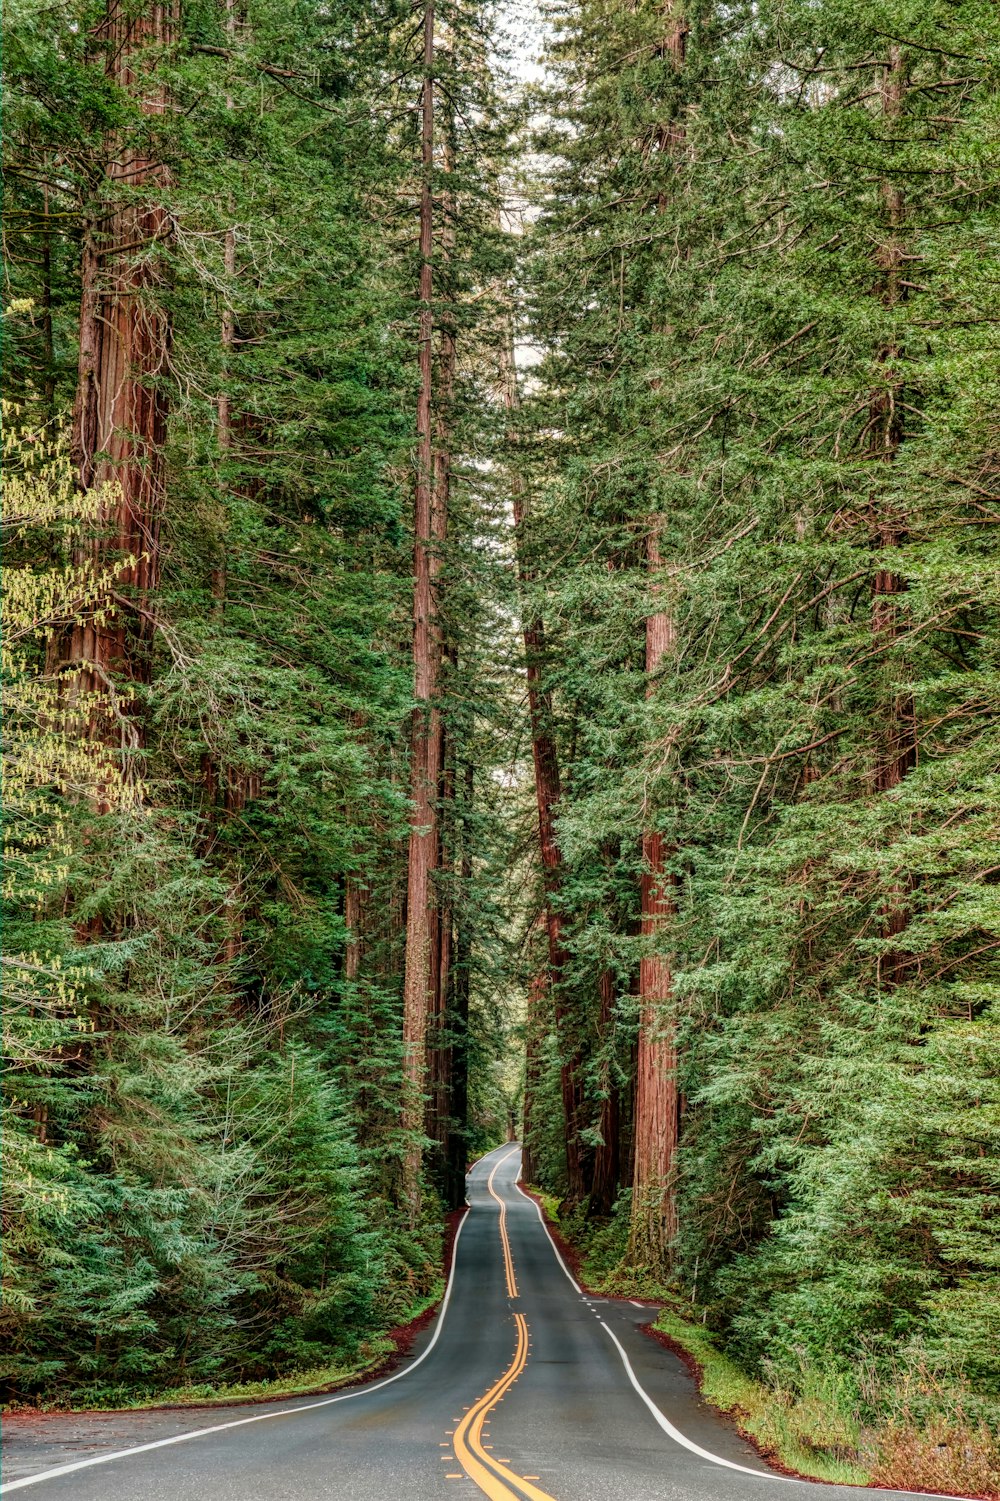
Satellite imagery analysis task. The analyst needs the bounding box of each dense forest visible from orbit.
[3,0,999,1490]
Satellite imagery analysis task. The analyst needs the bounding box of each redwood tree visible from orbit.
[400,0,439,1216]
[60,0,174,745]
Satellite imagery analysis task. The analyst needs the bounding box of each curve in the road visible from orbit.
[488,1147,520,1299]
[0,1144,975,1501]
[511,1175,974,1501]
[513,1179,797,1486]
[0,1210,476,1497]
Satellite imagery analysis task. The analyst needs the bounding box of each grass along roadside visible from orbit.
[526,1188,1000,1499]
[108,1337,398,1411]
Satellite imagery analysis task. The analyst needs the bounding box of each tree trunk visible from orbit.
[443,761,473,1209]
[589,965,621,1217]
[521,954,547,1188]
[425,112,457,1191]
[62,0,174,756]
[426,716,453,1189]
[502,334,588,1201]
[630,5,687,1266]
[631,531,679,1261]
[401,0,438,1219]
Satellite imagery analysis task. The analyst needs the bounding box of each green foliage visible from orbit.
[2,0,520,1405]
[521,0,1000,1479]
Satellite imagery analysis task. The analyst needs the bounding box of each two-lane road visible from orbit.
[0,1145,960,1500]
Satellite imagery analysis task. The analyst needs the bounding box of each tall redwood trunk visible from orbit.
[426,714,453,1186]
[401,0,438,1217]
[425,116,457,1188]
[630,8,687,1264]
[631,532,679,1260]
[521,949,547,1188]
[443,758,474,1208]
[503,335,588,1200]
[63,0,174,747]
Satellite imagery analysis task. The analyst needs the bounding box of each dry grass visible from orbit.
[862,1369,1000,1501]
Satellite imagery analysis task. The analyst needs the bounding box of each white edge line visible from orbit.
[600,1326,975,1501]
[513,1166,971,1501]
[0,1187,478,1494]
[512,1170,582,1294]
[598,1320,798,1485]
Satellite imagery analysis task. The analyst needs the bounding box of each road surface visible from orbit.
[0,1144,956,1499]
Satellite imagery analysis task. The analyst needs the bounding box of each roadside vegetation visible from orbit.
[534,1196,1000,1496]
[2,0,997,1488]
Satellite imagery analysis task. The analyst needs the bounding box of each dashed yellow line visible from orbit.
[451,1312,556,1500]
[487,1148,519,1299]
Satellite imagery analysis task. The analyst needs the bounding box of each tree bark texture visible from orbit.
[401,0,438,1219]
[589,965,621,1217]
[503,335,589,1201]
[630,7,687,1264]
[66,0,174,730]
[425,117,457,1186]
[442,758,474,1209]
[631,532,680,1261]
[521,935,549,1190]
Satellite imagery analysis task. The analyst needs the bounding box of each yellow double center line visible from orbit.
[447,1149,557,1498]
[452,1312,556,1500]
[487,1150,519,1299]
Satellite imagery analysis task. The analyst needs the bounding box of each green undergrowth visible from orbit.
[530,1190,1000,1497]
[3,1342,392,1414]
[2,1282,445,1414]
[651,1307,870,1486]
[119,1338,396,1410]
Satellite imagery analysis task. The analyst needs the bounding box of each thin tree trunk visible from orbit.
[344,875,363,985]
[502,334,588,1201]
[41,186,56,417]
[589,964,621,1217]
[521,956,547,1188]
[631,531,679,1260]
[401,0,438,1218]
[426,715,453,1185]
[444,758,474,1209]
[425,112,457,1189]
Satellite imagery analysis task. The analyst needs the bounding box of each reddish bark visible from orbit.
[62,0,174,753]
[344,874,363,985]
[631,533,679,1261]
[401,2,438,1217]
[425,120,457,1185]
[503,335,588,1201]
[520,926,549,1188]
[442,759,473,1209]
[630,7,687,1264]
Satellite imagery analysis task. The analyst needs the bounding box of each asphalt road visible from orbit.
[0,1144,958,1500]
